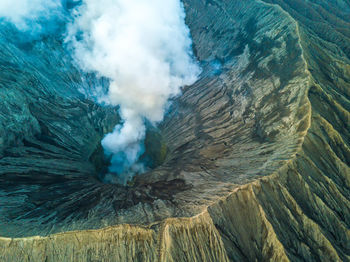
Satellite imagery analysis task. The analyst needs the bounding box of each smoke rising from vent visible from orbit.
[65,0,200,181]
[0,0,200,182]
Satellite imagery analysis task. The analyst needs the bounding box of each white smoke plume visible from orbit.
[0,0,200,182]
[66,0,200,181]
[0,0,62,31]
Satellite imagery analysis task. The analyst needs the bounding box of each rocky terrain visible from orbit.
[0,0,349,261]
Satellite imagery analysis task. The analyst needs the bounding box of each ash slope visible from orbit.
[0,0,350,261]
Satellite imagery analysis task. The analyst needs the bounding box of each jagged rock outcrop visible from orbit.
[0,0,349,261]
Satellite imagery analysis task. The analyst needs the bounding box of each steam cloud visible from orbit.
[0,0,62,31]
[66,0,200,181]
[0,0,200,182]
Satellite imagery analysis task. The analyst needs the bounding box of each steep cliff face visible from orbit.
[0,0,349,261]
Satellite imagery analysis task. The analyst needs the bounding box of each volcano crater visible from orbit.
[0,0,310,238]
